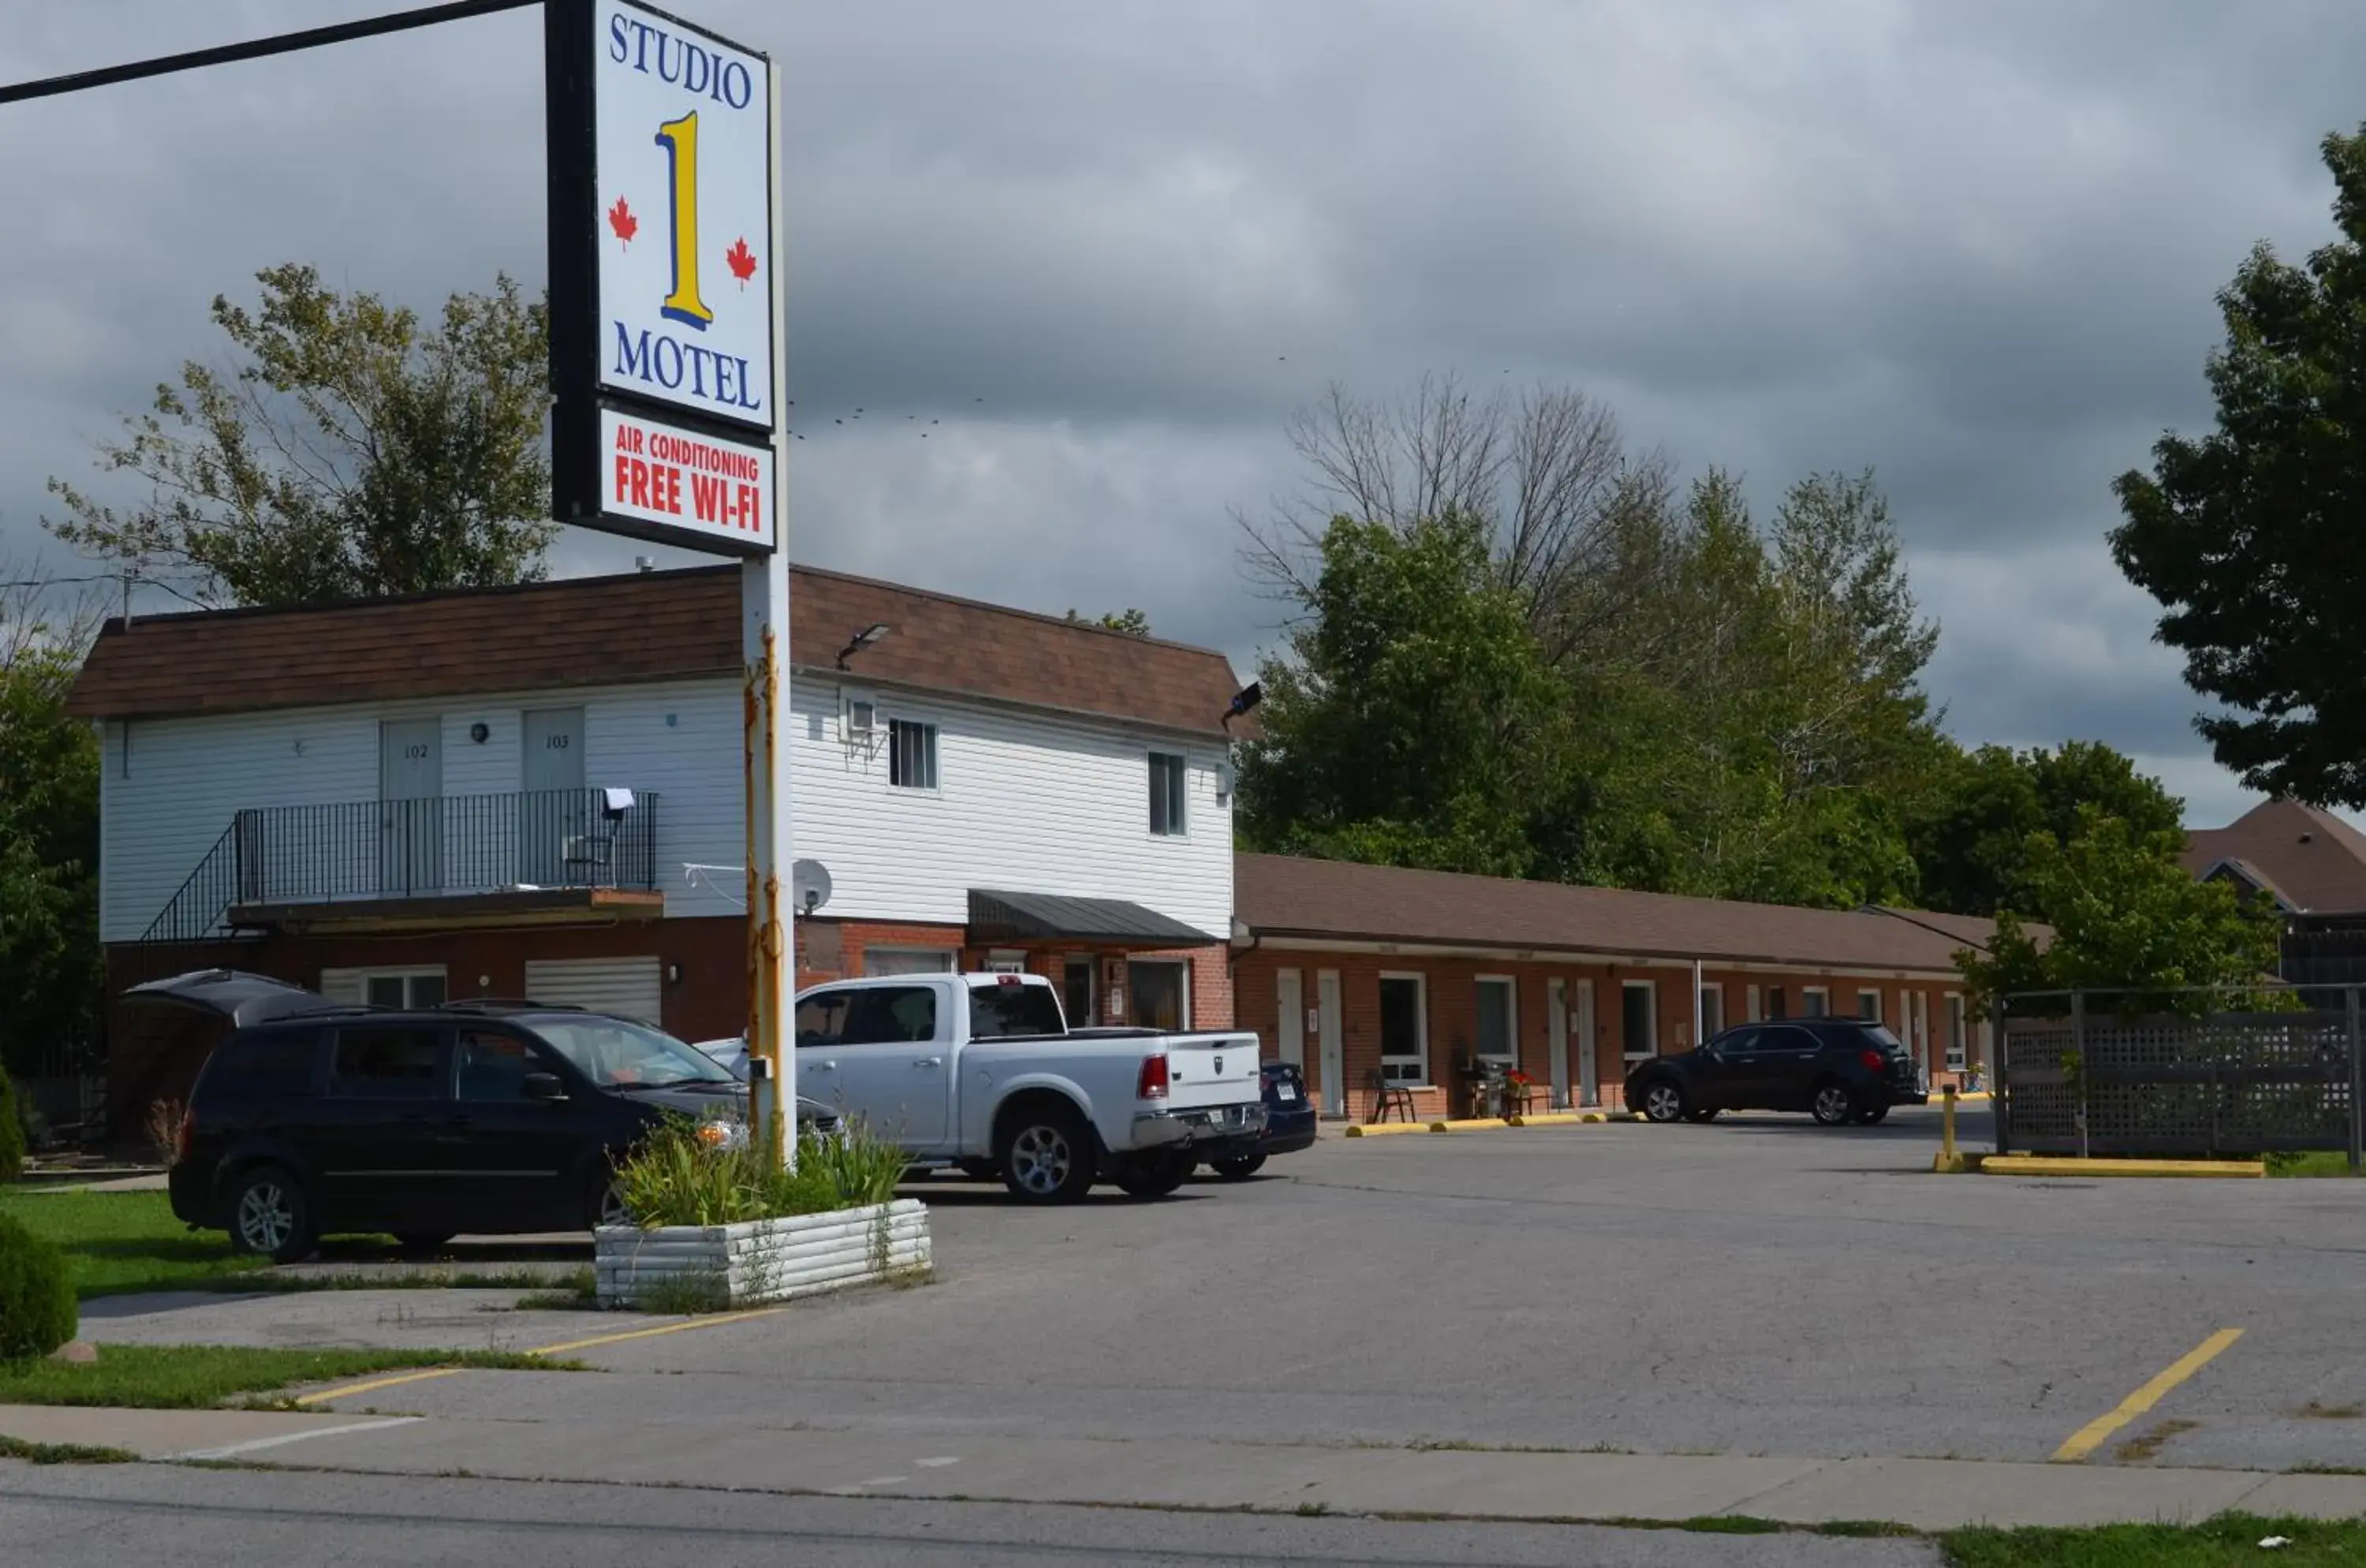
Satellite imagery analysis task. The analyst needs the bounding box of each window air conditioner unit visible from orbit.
[845,697,877,739]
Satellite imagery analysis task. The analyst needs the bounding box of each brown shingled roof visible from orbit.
[67,565,1244,737]
[1235,853,2002,974]
[2181,798,2366,914]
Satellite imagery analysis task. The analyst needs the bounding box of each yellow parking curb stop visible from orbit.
[1980,1155,2263,1178]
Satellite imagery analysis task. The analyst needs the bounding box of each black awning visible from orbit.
[968,888,1216,947]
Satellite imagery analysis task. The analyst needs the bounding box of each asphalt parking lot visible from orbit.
[80,1105,2366,1473]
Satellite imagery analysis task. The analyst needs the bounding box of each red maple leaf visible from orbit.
[725,236,758,287]
[607,197,637,248]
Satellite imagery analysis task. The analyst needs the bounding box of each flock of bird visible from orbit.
[784,394,988,441]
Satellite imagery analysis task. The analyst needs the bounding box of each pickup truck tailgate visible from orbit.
[1160,1031,1264,1110]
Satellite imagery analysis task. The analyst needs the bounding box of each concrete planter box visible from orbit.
[595,1198,931,1309]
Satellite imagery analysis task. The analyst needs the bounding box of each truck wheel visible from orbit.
[1113,1150,1193,1199]
[997,1099,1097,1204]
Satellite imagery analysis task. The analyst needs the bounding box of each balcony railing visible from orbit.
[142,788,661,945]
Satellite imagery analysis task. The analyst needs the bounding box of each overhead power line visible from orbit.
[0,0,538,106]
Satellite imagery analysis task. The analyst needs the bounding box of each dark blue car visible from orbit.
[1200,1060,1316,1179]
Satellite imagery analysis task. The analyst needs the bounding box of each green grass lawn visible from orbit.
[0,1189,592,1300]
[2264,1151,2362,1178]
[0,1344,583,1409]
[1942,1514,2366,1566]
[0,1189,269,1297]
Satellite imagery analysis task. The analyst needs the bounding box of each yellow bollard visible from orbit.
[1932,1084,1972,1173]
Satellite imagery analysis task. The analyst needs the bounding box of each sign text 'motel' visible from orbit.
[547,0,778,555]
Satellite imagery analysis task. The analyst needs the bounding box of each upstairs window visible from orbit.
[1148,752,1187,835]
[890,719,939,790]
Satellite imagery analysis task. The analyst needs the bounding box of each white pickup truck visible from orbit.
[777,973,1266,1203]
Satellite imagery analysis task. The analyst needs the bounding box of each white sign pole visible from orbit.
[744,51,793,1167]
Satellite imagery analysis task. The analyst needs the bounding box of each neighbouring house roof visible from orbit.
[2181,799,2366,916]
[65,565,1245,737]
[1233,853,2010,976]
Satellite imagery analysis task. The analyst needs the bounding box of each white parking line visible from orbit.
[175,1416,424,1462]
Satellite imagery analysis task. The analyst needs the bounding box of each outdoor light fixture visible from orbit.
[1221,680,1263,732]
[835,622,892,670]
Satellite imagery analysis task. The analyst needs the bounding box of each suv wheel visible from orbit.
[1639,1079,1686,1123]
[226,1164,316,1263]
[1811,1081,1859,1126]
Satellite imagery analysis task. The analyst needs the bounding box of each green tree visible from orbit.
[1234,510,1585,877]
[1907,741,2185,917]
[47,263,554,608]
[1578,470,1942,908]
[1954,808,2282,1015]
[0,569,103,1114]
[2110,126,2366,805]
[1065,607,1151,637]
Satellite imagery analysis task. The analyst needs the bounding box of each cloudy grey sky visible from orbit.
[2,0,2357,827]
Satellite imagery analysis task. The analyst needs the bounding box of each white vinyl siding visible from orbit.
[99,674,1233,944]
[522,957,662,1021]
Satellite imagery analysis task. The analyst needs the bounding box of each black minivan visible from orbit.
[147,970,777,1261]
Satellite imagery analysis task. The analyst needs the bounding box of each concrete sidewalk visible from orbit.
[8,1402,2364,1532]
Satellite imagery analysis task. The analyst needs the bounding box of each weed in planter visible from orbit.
[610,1116,906,1229]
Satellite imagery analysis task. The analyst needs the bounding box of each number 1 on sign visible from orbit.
[655,112,712,329]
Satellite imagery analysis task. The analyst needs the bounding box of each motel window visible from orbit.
[1475,977,1516,1065]
[1379,974,1427,1085]
[1802,987,1830,1017]
[1148,752,1187,835]
[889,719,939,790]
[1857,989,1881,1022]
[1700,984,1724,1040]
[321,966,446,1010]
[864,947,955,977]
[1129,960,1189,1030]
[1946,994,1968,1071]
[1621,980,1656,1060]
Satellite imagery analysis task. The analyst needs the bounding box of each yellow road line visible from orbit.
[526,1306,785,1357]
[293,1306,787,1406]
[292,1368,466,1406]
[2051,1327,2244,1462]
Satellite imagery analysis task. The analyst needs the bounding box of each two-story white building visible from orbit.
[69,564,1246,1133]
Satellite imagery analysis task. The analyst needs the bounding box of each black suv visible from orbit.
[146,970,769,1261]
[1625,1017,1928,1127]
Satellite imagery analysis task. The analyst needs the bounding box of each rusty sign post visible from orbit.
[547,0,793,1163]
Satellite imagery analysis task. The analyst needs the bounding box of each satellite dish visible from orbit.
[792,859,833,916]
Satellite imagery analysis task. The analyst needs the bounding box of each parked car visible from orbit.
[1625,1018,1928,1127]
[1198,1060,1317,1179]
[138,969,819,1263]
[783,973,1267,1203]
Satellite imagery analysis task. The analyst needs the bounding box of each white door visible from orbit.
[1317,969,1344,1117]
[523,956,662,1022]
[521,707,587,886]
[1548,979,1569,1109]
[379,718,442,895]
[1912,991,1931,1080]
[1577,979,1598,1106]
[1276,969,1305,1070]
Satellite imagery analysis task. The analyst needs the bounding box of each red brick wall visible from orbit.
[1230,949,1985,1122]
